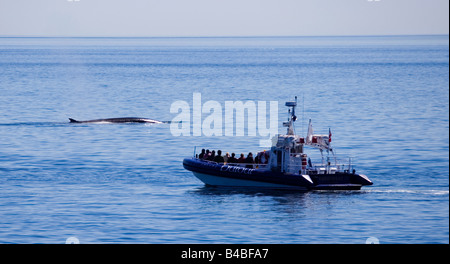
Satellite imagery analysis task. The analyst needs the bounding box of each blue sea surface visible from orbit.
[0,35,448,243]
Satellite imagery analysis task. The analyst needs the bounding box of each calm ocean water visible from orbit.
[0,36,448,244]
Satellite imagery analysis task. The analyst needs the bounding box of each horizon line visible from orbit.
[0,33,448,39]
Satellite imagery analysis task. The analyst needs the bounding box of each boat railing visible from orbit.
[226,163,269,169]
[286,153,356,175]
[195,158,268,169]
[192,146,269,169]
[192,147,355,173]
[287,163,354,175]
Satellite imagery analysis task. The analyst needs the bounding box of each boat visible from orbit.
[183,97,373,191]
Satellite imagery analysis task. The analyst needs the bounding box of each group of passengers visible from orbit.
[198,149,269,166]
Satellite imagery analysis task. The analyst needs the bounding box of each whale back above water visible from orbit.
[69,117,163,124]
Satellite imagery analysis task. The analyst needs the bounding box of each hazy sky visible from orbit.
[0,0,448,37]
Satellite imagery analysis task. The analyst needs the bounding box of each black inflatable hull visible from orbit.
[183,158,372,191]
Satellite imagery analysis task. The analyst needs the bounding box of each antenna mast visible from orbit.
[283,96,297,135]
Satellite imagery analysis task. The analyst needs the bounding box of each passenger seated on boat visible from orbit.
[202,149,211,160]
[199,149,206,159]
[245,152,255,168]
[213,150,225,163]
[224,152,230,163]
[255,151,267,164]
[260,150,269,164]
[207,150,216,161]
[237,153,246,163]
[228,153,238,164]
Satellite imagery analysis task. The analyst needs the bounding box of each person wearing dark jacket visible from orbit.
[202,149,211,160]
[227,153,238,164]
[199,149,206,159]
[213,150,225,163]
[237,153,246,163]
[207,150,216,161]
[244,152,254,168]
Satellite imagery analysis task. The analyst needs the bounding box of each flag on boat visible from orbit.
[329,128,332,142]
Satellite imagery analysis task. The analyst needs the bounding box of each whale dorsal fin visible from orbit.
[69,118,79,123]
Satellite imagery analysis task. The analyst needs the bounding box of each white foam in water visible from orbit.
[368,189,449,195]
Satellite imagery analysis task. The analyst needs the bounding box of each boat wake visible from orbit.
[0,122,68,127]
[365,188,449,196]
